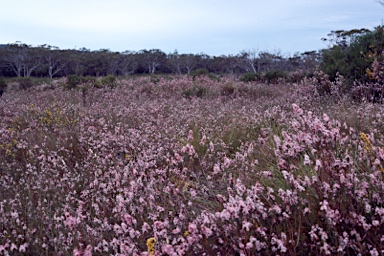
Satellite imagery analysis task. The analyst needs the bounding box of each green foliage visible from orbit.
[182,85,207,99]
[66,74,82,89]
[101,75,117,88]
[287,70,312,83]
[320,26,384,85]
[264,70,287,83]
[190,68,209,78]
[221,83,236,96]
[189,68,219,81]
[82,76,97,84]
[17,77,35,90]
[240,72,261,83]
[150,75,161,84]
[66,75,100,90]
[0,77,7,90]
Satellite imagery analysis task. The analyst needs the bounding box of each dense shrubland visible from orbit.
[1,23,384,256]
[0,68,384,255]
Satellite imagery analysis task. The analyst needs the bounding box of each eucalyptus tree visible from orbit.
[119,51,138,76]
[40,45,68,78]
[138,49,167,74]
[167,50,182,75]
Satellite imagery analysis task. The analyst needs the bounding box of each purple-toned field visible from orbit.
[0,75,383,255]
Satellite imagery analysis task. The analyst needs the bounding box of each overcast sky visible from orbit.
[0,0,383,56]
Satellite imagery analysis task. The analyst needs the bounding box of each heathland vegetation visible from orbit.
[0,27,384,255]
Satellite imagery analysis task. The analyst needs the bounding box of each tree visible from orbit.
[138,49,166,74]
[119,51,138,76]
[2,43,26,77]
[237,49,259,73]
[2,42,42,77]
[40,45,68,78]
[320,27,381,83]
[167,50,182,75]
[179,54,198,75]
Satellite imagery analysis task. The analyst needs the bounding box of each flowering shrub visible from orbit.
[0,75,383,255]
[351,53,384,103]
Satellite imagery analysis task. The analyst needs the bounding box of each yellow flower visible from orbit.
[146,237,156,256]
[360,132,373,152]
[183,231,189,237]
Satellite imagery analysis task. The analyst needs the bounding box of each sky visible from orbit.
[0,0,383,56]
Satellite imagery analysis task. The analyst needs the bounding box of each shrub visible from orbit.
[320,27,384,84]
[66,74,82,89]
[0,77,7,90]
[287,70,310,83]
[264,70,287,83]
[352,56,384,103]
[189,68,219,81]
[190,68,209,78]
[240,72,261,83]
[150,75,161,84]
[17,77,35,90]
[182,85,207,99]
[101,75,117,88]
[0,78,6,96]
[2,76,384,255]
[312,70,334,95]
[221,83,236,96]
[81,76,97,84]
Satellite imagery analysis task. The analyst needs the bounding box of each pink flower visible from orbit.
[84,245,93,256]
[213,163,221,174]
[19,243,28,253]
[172,227,180,234]
[219,209,231,220]
[188,223,197,233]
[199,134,206,145]
[303,154,312,165]
[201,225,213,237]
[162,244,175,255]
[223,157,231,168]
[292,103,303,116]
[323,113,330,122]
[187,130,193,140]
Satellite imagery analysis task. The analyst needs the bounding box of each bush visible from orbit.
[190,68,219,81]
[190,68,209,78]
[287,70,310,83]
[221,83,236,96]
[101,75,117,88]
[352,57,384,103]
[66,75,82,89]
[17,77,35,90]
[0,78,6,96]
[82,76,97,84]
[0,77,7,90]
[240,72,261,83]
[1,77,384,255]
[320,27,384,84]
[264,70,287,83]
[182,85,207,99]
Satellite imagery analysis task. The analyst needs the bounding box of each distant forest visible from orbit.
[0,43,319,78]
[0,26,383,85]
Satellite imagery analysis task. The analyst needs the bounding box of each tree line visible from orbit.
[0,43,320,78]
[1,25,383,87]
